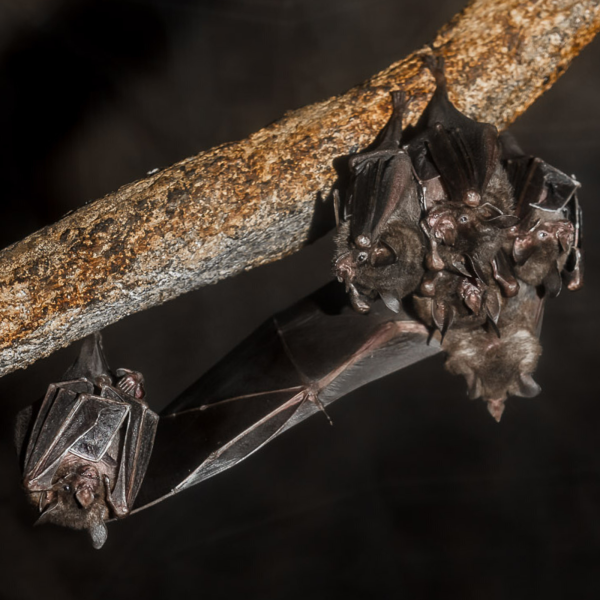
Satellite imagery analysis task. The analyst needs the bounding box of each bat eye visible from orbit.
[458,215,469,224]
[63,484,72,493]
[537,230,548,240]
[370,243,396,266]
[357,252,368,264]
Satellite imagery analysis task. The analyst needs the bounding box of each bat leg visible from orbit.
[306,390,333,426]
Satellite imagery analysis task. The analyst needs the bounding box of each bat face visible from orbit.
[334,56,584,418]
[18,333,158,548]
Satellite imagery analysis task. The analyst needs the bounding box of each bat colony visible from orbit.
[16,58,583,546]
[334,57,582,420]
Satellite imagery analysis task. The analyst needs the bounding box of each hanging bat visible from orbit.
[16,333,158,548]
[500,132,583,297]
[442,281,544,422]
[405,57,519,335]
[132,283,441,511]
[333,90,426,314]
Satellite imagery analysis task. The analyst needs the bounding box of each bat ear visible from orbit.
[380,291,401,313]
[516,374,541,398]
[543,267,562,298]
[88,517,108,550]
[63,332,111,382]
[467,377,483,400]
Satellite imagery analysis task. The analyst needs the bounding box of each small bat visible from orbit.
[500,132,584,297]
[16,333,158,548]
[405,57,519,335]
[333,91,426,314]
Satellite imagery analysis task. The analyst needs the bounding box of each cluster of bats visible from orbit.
[15,58,583,547]
[334,57,583,421]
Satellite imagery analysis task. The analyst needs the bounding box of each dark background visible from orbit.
[1,1,599,598]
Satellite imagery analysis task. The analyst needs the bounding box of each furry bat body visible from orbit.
[16,334,158,548]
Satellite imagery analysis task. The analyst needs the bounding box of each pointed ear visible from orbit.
[468,377,483,400]
[556,225,574,253]
[88,518,108,550]
[380,291,401,313]
[35,500,59,526]
[516,374,541,398]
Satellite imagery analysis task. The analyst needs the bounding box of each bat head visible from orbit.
[32,461,110,549]
[513,217,574,264]
[444,327,542,422]
[333,219,425,313]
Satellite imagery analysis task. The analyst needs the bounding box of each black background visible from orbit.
[1,1,599,598]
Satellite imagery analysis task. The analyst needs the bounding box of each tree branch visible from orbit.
[1,0,599,378]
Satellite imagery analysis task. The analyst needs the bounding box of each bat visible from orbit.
[132,283,441,511]
[405,56,519,336]
[500,132,584,297]
[334,56,520,338]
[16,333,158,548]
[442,281,544,422]
[333,91,426,314]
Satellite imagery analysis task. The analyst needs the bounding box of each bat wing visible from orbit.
[348,150,415,245]
[22,382,129,491]
[133,284,441,511]
[406,61,499,205]
[347,92,415,244]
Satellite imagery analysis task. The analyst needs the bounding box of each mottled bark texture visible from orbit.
[0,0,598,377]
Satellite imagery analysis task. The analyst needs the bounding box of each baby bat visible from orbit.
[16,333,158,548]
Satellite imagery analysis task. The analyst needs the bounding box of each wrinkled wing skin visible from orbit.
[346,91,413,245]
[20,332,159,518]
[406,74,499,203]
[100,386,159,512]
[23,383,129,491]
[133,284,440,511]
[348,151,414,244]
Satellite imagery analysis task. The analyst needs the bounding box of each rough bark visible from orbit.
[0,0,599,377]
